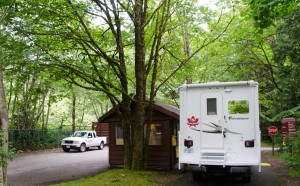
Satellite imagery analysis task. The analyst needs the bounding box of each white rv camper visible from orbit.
[178,81,261,182]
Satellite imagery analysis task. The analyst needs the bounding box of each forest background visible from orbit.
[0,0,300,178]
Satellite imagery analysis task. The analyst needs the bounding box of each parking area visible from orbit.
[8,147,109,185]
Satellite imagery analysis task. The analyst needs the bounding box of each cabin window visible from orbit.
[207,98,217,115]
[149,124,161,145]
[116,123,162,146]
[147,124,162,145]
[228,100,249,114]
[116,124,124,145]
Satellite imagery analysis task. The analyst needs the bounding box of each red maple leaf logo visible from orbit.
[187,116,199,127]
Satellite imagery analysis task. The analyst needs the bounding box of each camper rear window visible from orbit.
[228,100,249,114]
[207,98,217,115]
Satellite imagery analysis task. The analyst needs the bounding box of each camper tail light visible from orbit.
[184,139,193,148]
[245,140,255,147]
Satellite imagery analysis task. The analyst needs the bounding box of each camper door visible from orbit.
[200,93,224,149]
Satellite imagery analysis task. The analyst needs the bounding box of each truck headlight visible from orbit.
[73,140,79,144]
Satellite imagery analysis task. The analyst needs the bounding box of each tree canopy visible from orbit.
[247,0,299,30]
[1,0,300,171]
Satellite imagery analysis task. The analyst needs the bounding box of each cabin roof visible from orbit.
[98,100,179,122]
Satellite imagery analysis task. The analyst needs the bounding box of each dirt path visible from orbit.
[262,151,300,186]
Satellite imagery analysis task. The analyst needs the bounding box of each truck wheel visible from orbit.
[242,175,251,183]
[79,143,86,152]
[62,147,70,152]
[191,171,202,181]
[98,142,104,150]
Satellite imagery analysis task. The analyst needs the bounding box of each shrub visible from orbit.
[281,131,300,176]
[9,130,73,151]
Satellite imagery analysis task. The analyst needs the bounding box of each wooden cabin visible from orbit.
[92,122,109,144]
[93,101,179,169]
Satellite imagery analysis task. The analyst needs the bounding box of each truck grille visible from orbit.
[64,140,73,144]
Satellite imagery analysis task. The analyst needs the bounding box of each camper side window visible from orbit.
[207,98,217,115]
[228,100,249,114]
[116,124,124,145]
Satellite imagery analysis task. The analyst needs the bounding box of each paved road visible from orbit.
[173,148,281,186]
[172,165,278,186]
[8,147,282,186]
[8,147,109,186]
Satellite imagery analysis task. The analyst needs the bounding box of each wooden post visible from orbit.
[272,135,275,156]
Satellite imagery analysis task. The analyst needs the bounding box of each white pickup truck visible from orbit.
[61,131,107,152]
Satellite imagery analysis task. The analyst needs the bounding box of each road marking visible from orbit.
[261,163,271,166]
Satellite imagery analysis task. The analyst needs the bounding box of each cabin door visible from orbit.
[200,92,224,149]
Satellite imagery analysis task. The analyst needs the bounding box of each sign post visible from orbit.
[281,117,297,154]
[281,117,297,139]
[268,126,278,155]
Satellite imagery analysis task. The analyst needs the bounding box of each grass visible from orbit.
[289,167,300,177]
[52,169,183,186]
[261,141,272,147]
[261,140,281,148]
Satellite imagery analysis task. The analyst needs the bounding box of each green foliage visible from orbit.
[228,100,249,114]
[0,142,16,167]
[9,130,73,151]
[0,131,16,166]
[281,131,300,176]
[246,0,299,30]
[1,0,300,172]
[263,7,300,122]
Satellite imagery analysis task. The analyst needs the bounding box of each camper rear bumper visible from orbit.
[191,165,252,176]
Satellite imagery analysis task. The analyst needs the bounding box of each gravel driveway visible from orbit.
[8,147,109,186]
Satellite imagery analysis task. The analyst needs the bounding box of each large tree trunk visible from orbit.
[121,101,132,169]
[0,4,11,182]
[132,0,146,170]
[43,91,51,130]
[79,97,86,124]
[72,91,76,132]
[0,70,9,186]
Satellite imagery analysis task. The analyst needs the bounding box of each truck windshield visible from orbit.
[73,132,87,137]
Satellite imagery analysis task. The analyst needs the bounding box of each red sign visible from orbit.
[281,117,297,139]
[268,126,278,135]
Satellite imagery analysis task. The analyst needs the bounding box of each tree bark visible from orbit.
[44,92,51,130]
[0,70,9,186]
[121,105,132,169]
[79,97,86,124]
[72,91,76,132]
[132,0,146,170]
